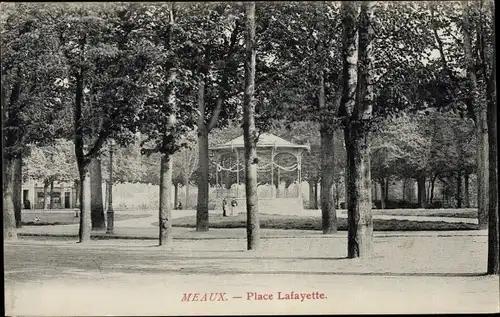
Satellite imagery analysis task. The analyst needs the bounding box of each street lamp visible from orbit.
[107,139,116,234]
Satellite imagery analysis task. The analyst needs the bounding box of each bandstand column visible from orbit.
[277,167,280,198]
[214,153,221,198]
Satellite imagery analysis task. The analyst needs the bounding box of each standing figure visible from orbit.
[222,198,228,217]
[230,199,238,217]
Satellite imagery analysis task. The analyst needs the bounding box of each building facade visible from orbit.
[21,180,77,210]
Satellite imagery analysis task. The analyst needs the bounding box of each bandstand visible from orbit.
[209,133,310,215]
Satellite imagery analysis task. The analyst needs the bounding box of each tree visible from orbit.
[23,139,79,211]
[139,152,161,185]
[423,1,493,226]
[254,2,344,233]
[340,1,375,258]
[370,116,416,209]
[460,0,489,228]
[486,0,498,275]
[2,3,69,239]
[243,1,259,250]
[136,3,198,247]
[55,3,157,243]
[90,158,105,229]
[316,2,342,234]
[106,139,147,184]
[188,3,245,232]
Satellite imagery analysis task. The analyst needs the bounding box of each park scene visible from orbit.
[2,1,499,315]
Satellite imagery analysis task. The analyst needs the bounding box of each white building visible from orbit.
[21,180,77,210]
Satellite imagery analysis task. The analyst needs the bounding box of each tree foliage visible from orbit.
[23,139,78,184]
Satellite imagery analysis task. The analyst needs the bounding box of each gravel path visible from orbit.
[4,236,499,315]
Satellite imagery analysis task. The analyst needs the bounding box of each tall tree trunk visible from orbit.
[185,174,190,209]
[308,179,315,209]
[196,128,210,232]
[380,180,386,209]
[345,128,373,258]
[43,182,48,210]
[426,177,432,205]
[320,126,337,234]
[75,59,92,243]
[14,156,22,227]
[442,178,447,203]
[3,79,21,240]
[340,1,359,213]
[317,0,337,232]
[487,0,498,275]
[430,174,438,204]
[464,172,470,208]
[402,178,406,201]
[344,1,374,259]
[314,180,319,209]
[90,158,106,230]
[194,15,238,228]
[384,176,389,203]
[463,1,489,228]
[49,180,54,209]
[476,118,489,228]
[345,127,373,258]
[78,167,91,243]
[174,183,179,210]
[344,168,349,209]
[335,179,341,209]
[159,154,173,247]
[417,175,427,208]
[3,156,18,241]
[243,1,260,250]
[456,171,463,208]
[74,179,80,211]
[487,95,498,272]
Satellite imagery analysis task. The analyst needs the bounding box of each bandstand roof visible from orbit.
[210,133,310,151]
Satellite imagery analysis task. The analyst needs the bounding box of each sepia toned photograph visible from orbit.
[2,1,499,315]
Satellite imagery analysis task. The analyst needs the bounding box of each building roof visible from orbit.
[210,133,310,151]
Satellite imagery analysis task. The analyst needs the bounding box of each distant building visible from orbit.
[21,180,77,210]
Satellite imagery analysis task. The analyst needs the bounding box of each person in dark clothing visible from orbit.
[222,198,228,217]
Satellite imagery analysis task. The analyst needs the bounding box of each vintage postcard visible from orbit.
[3,1,499,315]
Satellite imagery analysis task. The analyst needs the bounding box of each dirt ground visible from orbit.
[4,234,499,315]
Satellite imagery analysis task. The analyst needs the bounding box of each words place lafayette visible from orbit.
[181,291,327,302]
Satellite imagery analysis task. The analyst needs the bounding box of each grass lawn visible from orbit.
[22,212,151,226]
[166,213,478,231]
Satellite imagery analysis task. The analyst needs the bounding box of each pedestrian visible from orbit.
[230,199,238,216]
[222,198,228,217]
